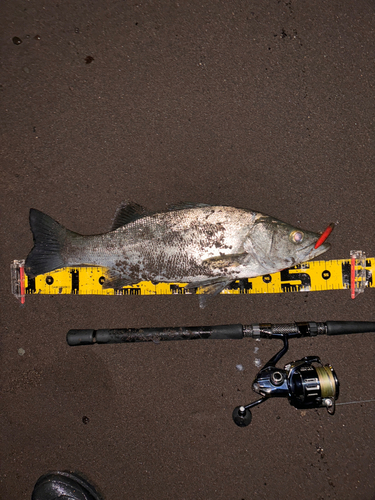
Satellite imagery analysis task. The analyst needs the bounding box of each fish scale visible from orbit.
[24,202,331,296]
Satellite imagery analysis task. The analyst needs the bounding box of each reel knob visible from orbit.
[232,406,252,427]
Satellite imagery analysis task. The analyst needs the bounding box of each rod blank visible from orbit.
[66,321,375,346]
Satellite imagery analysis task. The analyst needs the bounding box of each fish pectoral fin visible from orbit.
[111,202,148,230]
[185,278,233,310]
[185,278,232,295]
[202,253,248,270]
[102,271,135,290]
[198,280,232,295]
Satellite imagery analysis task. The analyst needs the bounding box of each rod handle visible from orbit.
[67,330,95,345]
[325,321,375,335]
[67,324,244,346]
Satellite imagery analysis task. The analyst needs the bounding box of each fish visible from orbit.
[25,202,332,296]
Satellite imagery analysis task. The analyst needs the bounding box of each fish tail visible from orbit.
[25,209,69,277]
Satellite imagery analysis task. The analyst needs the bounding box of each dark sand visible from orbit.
[1,1,374,499]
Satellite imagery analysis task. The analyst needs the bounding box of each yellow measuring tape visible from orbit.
[11,252,373,303]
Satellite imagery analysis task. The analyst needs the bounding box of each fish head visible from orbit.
[246,217,331,272]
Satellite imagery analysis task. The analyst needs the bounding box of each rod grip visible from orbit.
[325,321,375,335]
[66,324,244,345]
[67,329,95,345]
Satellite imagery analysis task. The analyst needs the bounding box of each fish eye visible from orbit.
[290,230,304,244]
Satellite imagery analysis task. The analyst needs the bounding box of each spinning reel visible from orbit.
[232,334,339,427]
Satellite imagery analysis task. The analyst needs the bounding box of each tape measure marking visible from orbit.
[11,257,374,302]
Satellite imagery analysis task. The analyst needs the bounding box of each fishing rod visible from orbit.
[67,321,374,344]
[67,321,375,427]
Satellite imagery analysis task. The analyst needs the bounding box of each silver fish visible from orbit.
[25,202,331,294]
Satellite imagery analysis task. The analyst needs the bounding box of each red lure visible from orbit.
[314,223,335,249]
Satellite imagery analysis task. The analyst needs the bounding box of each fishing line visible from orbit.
[336,399,375,406]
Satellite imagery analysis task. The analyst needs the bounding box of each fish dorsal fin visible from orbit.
[111,202,147,230]
[166,202,212,211]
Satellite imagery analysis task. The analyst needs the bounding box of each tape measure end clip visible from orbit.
[350,250,367,299]
[11,260,26,304]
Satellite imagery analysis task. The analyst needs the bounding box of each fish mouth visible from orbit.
[304,241,331,260]
[298,223,334,261]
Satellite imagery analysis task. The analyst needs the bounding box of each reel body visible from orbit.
[233,335,340,426]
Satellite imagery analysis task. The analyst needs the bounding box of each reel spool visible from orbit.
[233,335,339,427]
[286,358,339,412]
